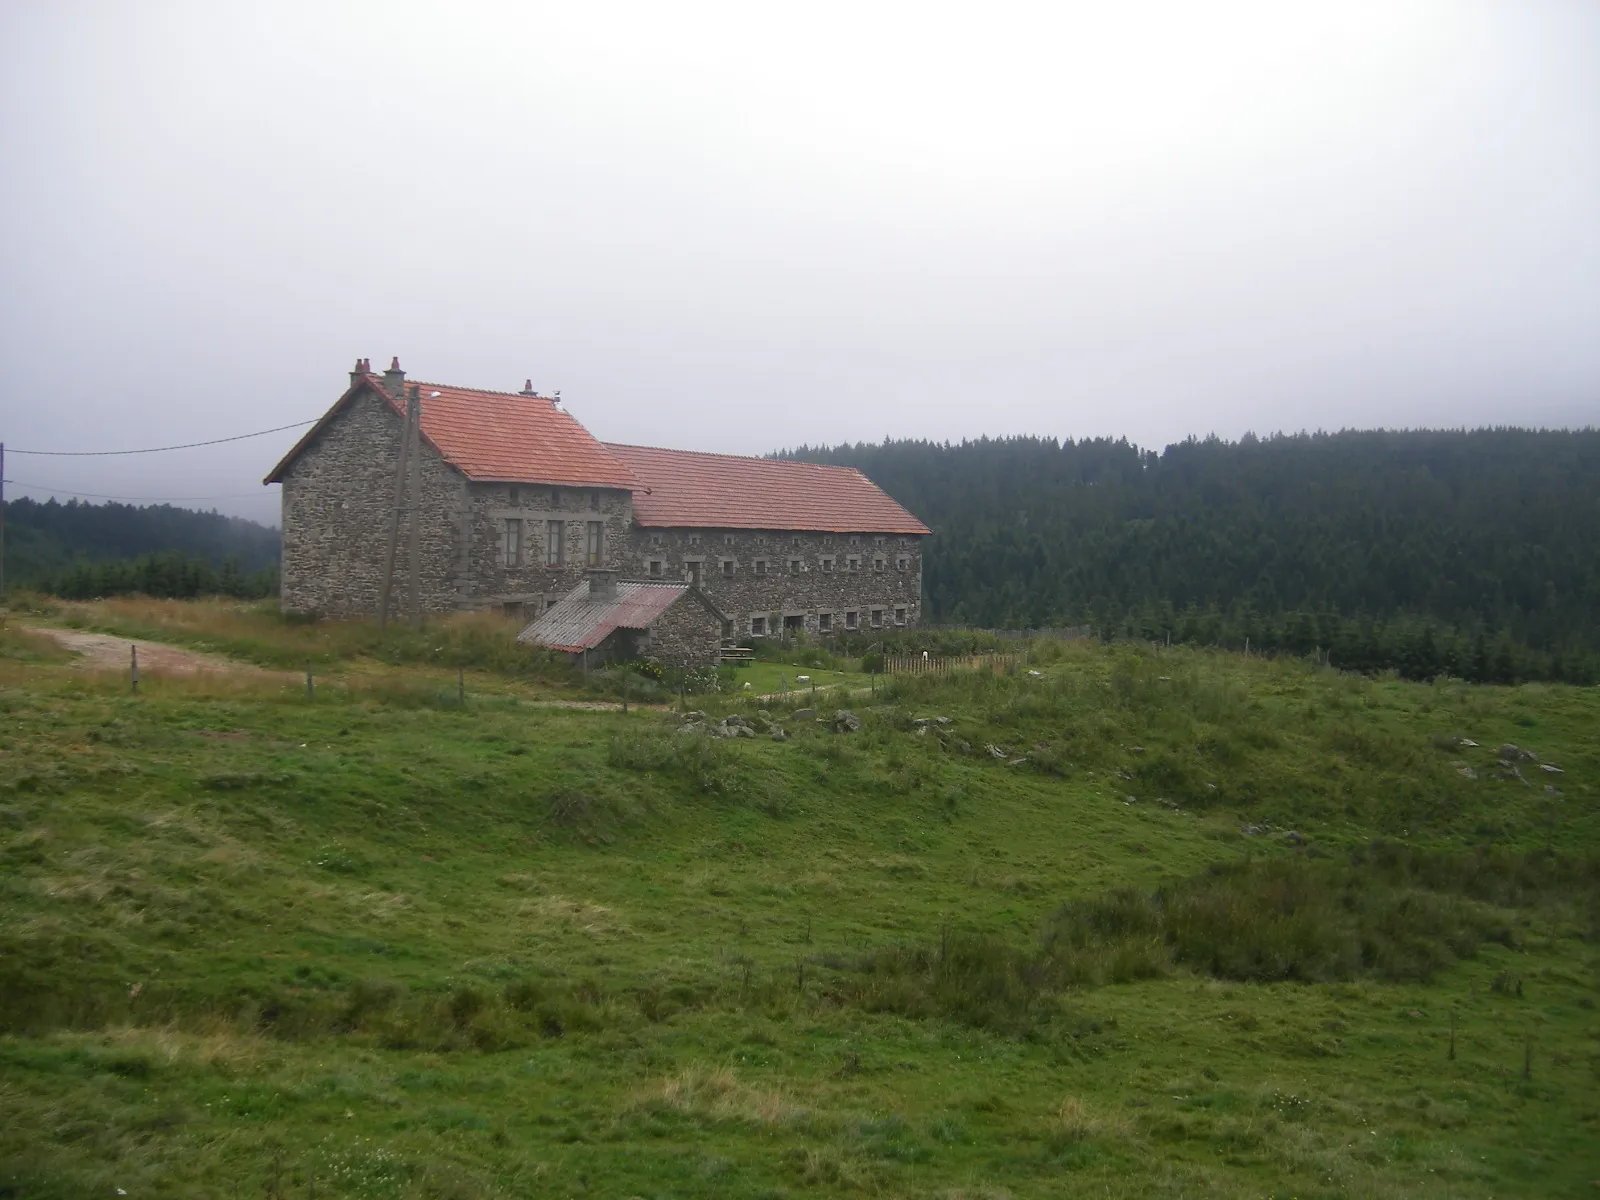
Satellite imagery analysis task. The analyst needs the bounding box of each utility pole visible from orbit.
[405,384,422,629]
[377,387,418,629]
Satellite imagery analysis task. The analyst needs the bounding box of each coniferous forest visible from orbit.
[788,428,1600,683]
[3,497,279,600]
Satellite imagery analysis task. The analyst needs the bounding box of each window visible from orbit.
[502,518,522,566]
[822,536,833,547]
[791,536,801,548]
[501,600,524,619]
[850,536,861,548]
[687,561,702,586]
[586,520,604,567]
[550,488,561,508]
[820,557,835,573]
[724,533,734,546]
[875,536,886,546]
[751,616,766,636]
[589,490,601,511]
[650,533,663,548]
[508,486,520,505]
[546,596,560,612]
[844,610,857,630]
[721,559,735,577]
[847,556,861,572]
[688,534,702,547]
[720,620,733,640]
[894,606,907,625]
[756,535,767,547]
[648,559,664,577]
[896,556,909,571]
[818,612,833,633]
[546,520,564,566]
[754,559,768,576]
[873,557,885,572]
[788,559,801,575]
[871,608,883,628]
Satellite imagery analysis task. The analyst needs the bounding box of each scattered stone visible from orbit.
[1498,743,1539,763]
[1457,766,1477,779]
[1156,797,1180,810]
[1204,782,1218,793]
[1458,738,1479,748]
[912,716,954,727]
[1240,824,1262,836]
[1128,745,1146,754]
[1027,669,1042,677]
[986,743,1008,759]
[1544,785,1560,795]
[681,711,708,724]
[771,727,787,742]
[958,741,973,755]
[1007,757,1029,766]
[1116,770,1134,781]
[1406,1009,1425,1019]
[1125,796,1139,805]
[1283,830,1305,845]
[1541,763,1563,774]
[797,675,810,682]
[831,709,861,733]
[793,708,816,722]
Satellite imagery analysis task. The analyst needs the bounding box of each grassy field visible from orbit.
[0,625,1596,1197]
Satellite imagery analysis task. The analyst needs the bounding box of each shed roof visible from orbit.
[265,373,638,489]
[604,443,931,534]
[516,579,705,653]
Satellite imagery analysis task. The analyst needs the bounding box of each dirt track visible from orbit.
[27,626,286,677]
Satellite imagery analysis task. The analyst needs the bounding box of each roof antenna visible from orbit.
[552,390,563,411]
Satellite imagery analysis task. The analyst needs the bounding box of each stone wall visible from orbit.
[278,389,463,618]
[645,591,725,667]
[464,482,633,615]
[615,527,923,637]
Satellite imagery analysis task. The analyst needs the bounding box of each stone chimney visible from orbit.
[587,569,618,602]
[349,357,369,387]
[382,356,406,399]
[519,379,538,397]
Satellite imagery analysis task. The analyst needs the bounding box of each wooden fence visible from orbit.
[884,652,1024,676]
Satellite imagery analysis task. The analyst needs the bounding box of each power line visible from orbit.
[2,478,273,504]
[5,418,318,456]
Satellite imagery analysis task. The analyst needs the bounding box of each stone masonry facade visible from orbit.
[273,368,926,633]
[616,529,922,639]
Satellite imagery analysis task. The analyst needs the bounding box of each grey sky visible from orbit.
[3,1,1597,526]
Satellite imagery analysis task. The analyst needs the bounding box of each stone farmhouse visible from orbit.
[265,360,930,648]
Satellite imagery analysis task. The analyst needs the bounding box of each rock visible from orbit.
[1157,797,1179,810]
[958,741,973,754]
[792,708,815,722]
[1204,783,1218,793]
[1544,784,1560,795]
[1459,738,1479,747]
[797,675,810,682]
[1027,669,1042,677]
[1240,824,1261,836]
[1008,757,1028,766]
[986,743,1008,759]
[681,711,708,724]
[1283,830,1305,845]
[1541,763,1563,774]
[1128,745,1145,754]
[831,709,861,733]
[771,727,787,742]
[1497,744,1539,763]
[1457,766,1477,779]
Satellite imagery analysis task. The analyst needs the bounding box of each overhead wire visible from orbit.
[4,418,318,456]
[2,479,273,503]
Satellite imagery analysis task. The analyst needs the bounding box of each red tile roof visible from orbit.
[265,374,637,489]
[606,443,930,534]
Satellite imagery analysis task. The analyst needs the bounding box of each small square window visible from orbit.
[756,535,768,547]
[844,611,857,630]
[508,486,520,505]
[722,559,734,577]
[873,557,885,572]
[754,559,768,576]
[590,490,601,511]
[724,533,734,546]
[847,556,861,572]
[894,606,907,625]
[788,559,801,575]
[650,533,663,548]
[689,534,702,547]
[550,488,561,508]
[896,556,909,571]
[821,557,835,572]
[850,536,861,548]
[819,612,833,633]
[648,559,664,577]
[875,535,886,546]
[871,609,883,628]
[791,536,801,548]
[751,616,766,636]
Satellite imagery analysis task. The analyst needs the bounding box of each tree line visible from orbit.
[787,428,1600,684]
[4,497,279,600]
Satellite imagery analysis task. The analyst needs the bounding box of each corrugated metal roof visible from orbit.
[516,579,692,653]
[604,443,931,534]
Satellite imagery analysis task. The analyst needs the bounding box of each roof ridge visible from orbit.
[410,379,553,400]
[603,442,861,470]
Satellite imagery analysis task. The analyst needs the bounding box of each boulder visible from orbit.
[831,709,861,733]
[793,708,816,722]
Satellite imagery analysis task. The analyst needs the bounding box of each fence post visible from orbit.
[130,644,138,694]
[458,666,464,705]
[306,663,313,701]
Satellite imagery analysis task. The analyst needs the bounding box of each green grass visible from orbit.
[0,638,1596,1196]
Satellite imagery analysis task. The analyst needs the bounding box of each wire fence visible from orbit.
[884,651,1025,676]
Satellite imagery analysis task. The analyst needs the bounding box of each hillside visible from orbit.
[3,497,280,589]
[1,621,1595,1197]
[786,429,1600,659]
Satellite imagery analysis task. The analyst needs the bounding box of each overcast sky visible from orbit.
[2,1,1597,525]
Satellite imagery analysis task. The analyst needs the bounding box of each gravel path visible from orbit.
[27,626,287,677]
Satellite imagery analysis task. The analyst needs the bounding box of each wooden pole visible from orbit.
[130,644,138,693]
[406,385,423,630]
[305,663,313,701]
[458,666,465,704]
[377,387,415,630]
